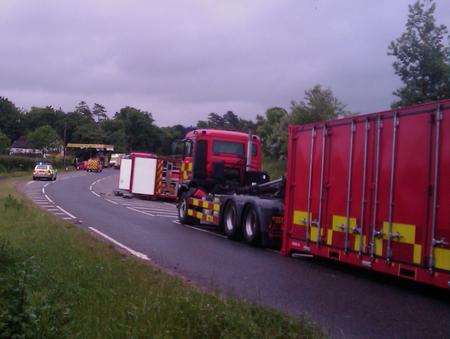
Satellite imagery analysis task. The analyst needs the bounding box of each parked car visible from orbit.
[33,164,57,181]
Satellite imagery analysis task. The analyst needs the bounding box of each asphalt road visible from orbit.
[23,170,450,338]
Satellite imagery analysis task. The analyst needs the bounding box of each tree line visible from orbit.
[0,84,349,160]
[0,0,448,160]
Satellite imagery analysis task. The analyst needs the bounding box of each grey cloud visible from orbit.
[0,0,449,125]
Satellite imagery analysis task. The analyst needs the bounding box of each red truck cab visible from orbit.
[180,129,263,190]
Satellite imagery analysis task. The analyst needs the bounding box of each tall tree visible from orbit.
[92,103,108,122]
[27,125,61,153]
[0,131,11,154]
[388,0,450,107]
[74,101,93,120]
[24,106,66,139]
[290,84,348,125]
[115,106,160,152]
[256,107,289,157]
[0,97,23,141]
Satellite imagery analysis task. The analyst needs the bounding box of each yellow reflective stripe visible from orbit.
[382,222,415,244]
[332,215,357,232]
[413,244,422,265]
[187,209,194,216]
[293,210,311,226]
[434,248,450,271]
[196,211,203,219]
[327,229,333,245]
[375,238,383,256]
[202,201,209,208]
[192,199,200,206]
[213,204,220,212]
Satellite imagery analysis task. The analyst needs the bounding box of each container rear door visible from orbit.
[131,157,157,195]
[118,158,132,190]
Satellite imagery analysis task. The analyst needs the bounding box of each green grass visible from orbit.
[0,179,322,338]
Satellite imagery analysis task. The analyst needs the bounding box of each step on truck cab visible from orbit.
[177,101,450,289]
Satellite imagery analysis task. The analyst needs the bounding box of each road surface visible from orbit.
[22,170,450,338]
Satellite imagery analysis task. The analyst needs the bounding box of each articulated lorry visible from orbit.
[177,100,450,289]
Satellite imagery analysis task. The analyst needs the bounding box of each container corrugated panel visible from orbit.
[282,100,450,288]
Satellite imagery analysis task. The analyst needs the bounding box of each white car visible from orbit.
[33,164,57,181]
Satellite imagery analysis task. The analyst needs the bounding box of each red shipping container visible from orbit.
[282,100,450,288]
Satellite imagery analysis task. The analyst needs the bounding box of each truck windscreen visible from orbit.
[213,140,244,157]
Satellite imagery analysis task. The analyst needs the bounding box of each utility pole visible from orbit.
[63,119,67,169]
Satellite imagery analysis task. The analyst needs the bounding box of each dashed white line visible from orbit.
[88,227,149,261]
[126,207,155,216]
[105,199,119,205]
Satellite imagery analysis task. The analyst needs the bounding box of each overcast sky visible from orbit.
[1,0,449,126]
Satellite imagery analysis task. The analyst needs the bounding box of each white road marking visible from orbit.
[132,207,176,212]
[126,207,154,216]
[156,213,179,218]
[173,221,227,239]
[26,181,35,185]
[89,227,149,261]
[44,194,54,203]
[56,205,76,219]
[91,191,101,197]
[105,199,119,205]
[63,217,73,220]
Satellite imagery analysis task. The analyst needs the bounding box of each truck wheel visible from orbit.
[178,197,195,225]
[223,201,240,239]
[243,205,261,245]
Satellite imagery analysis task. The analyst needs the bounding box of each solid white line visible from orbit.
[157,213,179,217]
[88,227,149,261]
[105,199,119,205]
[56,205,76,219]
[63,217,72,220]
[44,194,54,203]
[126,207,154,216]
[133,207,176,212]
[53,212,66,215]
[91,191,101,197]
[173,221,227,239]
[26,181,35,185]
[47,208,60,211]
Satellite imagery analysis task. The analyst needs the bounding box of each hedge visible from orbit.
[0,155,73,173]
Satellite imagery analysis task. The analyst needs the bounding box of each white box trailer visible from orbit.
[118,158,132,190]
[130,153,157,195]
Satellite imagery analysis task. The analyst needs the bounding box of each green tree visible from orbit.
[197,111,257,133]
[0,131,11,154]
[100,119,127,152]
[92,103,108,123]
[388,0,450,107]
[290,84,348,125]
[0,97,23,141]
[115,106,160,152]
[256,107,289,158]
[74,101,93,120]
[27,125,61,153]
[24,106,66,139]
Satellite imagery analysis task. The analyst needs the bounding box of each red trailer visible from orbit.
[282,100,449,288]
[177,100,449,289]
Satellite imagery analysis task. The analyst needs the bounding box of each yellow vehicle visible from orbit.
[33,164,57,181]
[86,158,103,172]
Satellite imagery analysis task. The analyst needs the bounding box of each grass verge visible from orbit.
[0,178,322,338]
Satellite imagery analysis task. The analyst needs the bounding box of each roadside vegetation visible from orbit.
[0,179,322,338]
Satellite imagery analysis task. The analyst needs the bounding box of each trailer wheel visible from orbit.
[223,201,240,239]
[243,205,261,245]
[178,196,195,225]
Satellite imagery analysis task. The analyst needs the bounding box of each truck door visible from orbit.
[193,140,207,180]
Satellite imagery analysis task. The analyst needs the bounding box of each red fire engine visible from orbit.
[176,100,450,289]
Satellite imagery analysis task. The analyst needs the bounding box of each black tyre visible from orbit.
[178,196,196,225]
[222,201,241,239]
[242,205,261,245]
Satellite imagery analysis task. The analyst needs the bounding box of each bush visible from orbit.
[0,155,73,173]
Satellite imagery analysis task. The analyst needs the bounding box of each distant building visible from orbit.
[9,136,42,155]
